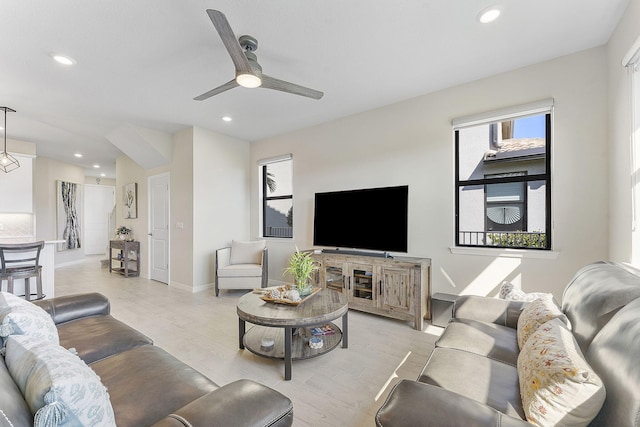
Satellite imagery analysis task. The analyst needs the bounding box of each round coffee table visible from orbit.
[237,288,348,380]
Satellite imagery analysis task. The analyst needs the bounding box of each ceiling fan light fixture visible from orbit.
[477,6,501,24]
[50,53,76,66]
[236,73,262,88]
[0,107,19,173]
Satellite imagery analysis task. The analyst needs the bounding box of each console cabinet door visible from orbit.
[379,266,414,316]
[322,259,347,294]
[346,262,376,306]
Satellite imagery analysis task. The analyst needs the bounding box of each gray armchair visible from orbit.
[215,240,268,296]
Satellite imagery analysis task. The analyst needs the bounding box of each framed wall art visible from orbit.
[57,180,82,251]
[123,182,138,219]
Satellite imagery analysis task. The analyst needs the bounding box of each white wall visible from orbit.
[608,0,640,264]
[34,157,86,266]
[192,126,251,291]
[251,47,609,301]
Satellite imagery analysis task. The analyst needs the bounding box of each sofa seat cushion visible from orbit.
[435,318,519,367]
[90,345,218,427]
[418,347,525,420]
[217,264,263,278]
[56,315,153,364]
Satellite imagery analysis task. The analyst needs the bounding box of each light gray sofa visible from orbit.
[376,261,640,426]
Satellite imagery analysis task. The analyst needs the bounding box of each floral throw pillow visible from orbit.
[518,318,606,427]
[517,296,568,350]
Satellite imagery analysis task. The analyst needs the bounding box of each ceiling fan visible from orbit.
[194,9,324,101]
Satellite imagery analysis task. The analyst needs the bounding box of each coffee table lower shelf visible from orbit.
[243,323,342,360]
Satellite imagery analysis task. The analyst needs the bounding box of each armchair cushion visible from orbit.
[229,240,265,265]
[217,264,264,278]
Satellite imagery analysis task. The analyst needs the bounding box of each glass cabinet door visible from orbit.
[324,262,345,293]
[349,263,375,303]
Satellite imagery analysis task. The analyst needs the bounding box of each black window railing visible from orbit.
[459,231,547,249]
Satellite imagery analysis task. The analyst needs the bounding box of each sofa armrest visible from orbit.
[376,380,531,427]
[33,293,110,325]
[453,295,526,328]
[150,379,293,427]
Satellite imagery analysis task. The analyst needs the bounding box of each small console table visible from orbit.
[109,240,140,277]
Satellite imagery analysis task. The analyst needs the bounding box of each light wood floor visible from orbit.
[55,256,441,427]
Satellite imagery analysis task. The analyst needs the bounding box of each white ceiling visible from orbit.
[0,0,629,178]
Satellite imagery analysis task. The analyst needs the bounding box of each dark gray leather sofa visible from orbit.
[376,261,640,427]
[0,293,293,427]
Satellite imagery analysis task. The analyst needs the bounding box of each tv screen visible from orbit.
[313,185,408,253]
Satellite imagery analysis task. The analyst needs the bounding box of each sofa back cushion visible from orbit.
[585,297,640,427]
[0,356,33,427]
[516,297,568,349]
[230,240,265,265]
[518,318,606,427]
[562,261,640,353]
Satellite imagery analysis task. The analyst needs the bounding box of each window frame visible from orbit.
[454,111,552,250]
[260,156,293,239]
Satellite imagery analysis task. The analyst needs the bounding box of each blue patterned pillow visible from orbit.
[0,292,58,347]
[5,335,116,427]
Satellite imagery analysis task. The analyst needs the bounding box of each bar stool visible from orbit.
[0,241,45,301]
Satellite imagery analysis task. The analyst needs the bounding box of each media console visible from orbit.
[310,251,431,330]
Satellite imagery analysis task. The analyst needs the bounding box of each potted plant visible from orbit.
[116,226,132,241]
[284,247,318,297]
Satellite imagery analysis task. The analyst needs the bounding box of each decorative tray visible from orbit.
[254,286,321,306]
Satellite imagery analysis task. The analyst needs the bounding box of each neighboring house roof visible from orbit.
[484,137,545,162]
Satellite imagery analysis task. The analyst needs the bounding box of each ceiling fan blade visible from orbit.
[261,75,324,100]
[193,79,239,101]
[206,9,253,75]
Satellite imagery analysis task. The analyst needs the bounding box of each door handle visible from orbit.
[148,233,153,236]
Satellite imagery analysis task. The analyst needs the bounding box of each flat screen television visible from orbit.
[313,185,408,253]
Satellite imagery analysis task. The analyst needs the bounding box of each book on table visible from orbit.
[310,324,335,336]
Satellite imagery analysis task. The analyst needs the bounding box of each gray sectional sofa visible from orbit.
[1,292,293,427]
[376,261,640,427]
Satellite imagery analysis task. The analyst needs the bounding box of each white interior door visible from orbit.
[149,173,169,284]
[84,185,115,255]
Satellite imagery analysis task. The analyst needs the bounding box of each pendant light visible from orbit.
[0,107,19,173]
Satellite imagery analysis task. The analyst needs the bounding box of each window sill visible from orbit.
[449,246,559,259]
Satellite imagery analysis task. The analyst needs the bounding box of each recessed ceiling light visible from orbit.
[93,164,100,168]
[222,116,232,122]
[50,53,76,66]
[74,153,83,158]
[477,6,501,24]
[100,173,106,177]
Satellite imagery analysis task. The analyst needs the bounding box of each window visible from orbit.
[261,156,293,238]
[454,101,552,249]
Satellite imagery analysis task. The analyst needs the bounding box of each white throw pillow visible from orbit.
[5,335,116,427]
[517,297,569,350]
[518,318,606,427]
[0,292,59,348]
[499,282,552,302]
[229,240,265,265]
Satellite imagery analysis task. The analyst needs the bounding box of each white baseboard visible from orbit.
[170,280,214,294]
